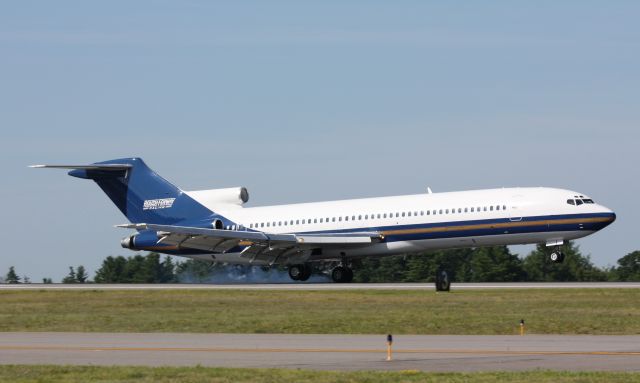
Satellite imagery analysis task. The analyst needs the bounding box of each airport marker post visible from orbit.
[386,334,393,361]
[520,319,525,336]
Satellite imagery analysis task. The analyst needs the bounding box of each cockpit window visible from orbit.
[567,199,575,205]
[582,199,594,204]
[575,199,583,205]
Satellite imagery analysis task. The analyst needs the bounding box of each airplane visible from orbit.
[32,157,616,288]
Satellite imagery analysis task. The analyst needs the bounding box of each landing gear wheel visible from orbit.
[550,251,565,263]
[343,268,353,283]
[435,269,451,292]
[331,266,354,283]
[288,264,304,281]
[298,264,312,282]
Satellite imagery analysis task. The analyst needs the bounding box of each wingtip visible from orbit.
[29,165,46,168]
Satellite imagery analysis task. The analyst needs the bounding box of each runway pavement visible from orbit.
[1,333,639,372]
[2,282,640,290]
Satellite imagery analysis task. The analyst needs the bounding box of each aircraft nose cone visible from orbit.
[600,208,616,228]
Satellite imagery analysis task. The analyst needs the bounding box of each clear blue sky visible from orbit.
[1,1,638,282]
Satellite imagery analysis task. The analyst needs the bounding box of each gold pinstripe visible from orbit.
[381,216,613,236]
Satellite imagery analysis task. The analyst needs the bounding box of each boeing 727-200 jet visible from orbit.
[32,158,615,288]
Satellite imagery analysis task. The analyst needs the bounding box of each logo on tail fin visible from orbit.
[143,198,176,210]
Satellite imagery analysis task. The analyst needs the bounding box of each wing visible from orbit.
[120,223,381,263]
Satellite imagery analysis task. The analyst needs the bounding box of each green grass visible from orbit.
[1,289,639,334]
[1,365,639,383]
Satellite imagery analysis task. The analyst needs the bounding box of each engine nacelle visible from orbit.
[121,235,134,249]
[185,187,249,208]
[120,230,160,250]
[212,218,224,230]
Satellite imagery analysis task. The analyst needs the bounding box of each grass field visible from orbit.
[1,365,640,383]
[1,289,639,334]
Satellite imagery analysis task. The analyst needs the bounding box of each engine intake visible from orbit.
[121,235,134,249]
[185,187,249,207]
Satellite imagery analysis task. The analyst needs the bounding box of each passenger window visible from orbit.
[427,210,430,215]
[464,208,468,213]
[439,209,443,214]
[458,208,462,213]
[503,205,507,210]
[490,206,494,211]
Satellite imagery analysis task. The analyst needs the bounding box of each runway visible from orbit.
[1,333,639,372]
[2,282,640,290]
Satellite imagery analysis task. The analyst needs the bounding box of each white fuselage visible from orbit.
[185,187,615,265]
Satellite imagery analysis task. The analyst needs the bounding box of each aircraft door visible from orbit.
[508,195,523,222]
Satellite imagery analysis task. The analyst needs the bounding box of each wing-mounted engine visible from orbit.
[185,187,249,209]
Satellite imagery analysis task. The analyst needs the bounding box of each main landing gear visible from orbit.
[288,263,354,283]
[549,246,565,263]
[331,266,353,283]
[288,264,312,281]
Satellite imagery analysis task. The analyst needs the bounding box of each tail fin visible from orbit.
[31,157,212,224]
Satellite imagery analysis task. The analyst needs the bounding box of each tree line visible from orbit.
[3,243,640,283]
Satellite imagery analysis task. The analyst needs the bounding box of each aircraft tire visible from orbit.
[288,265,304,281]
[550,251,565,263]
[299,264,312,281]
[343,268,354,283]
[332,266,353,283]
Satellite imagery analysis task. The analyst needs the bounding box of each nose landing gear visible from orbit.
[549,246,565,263]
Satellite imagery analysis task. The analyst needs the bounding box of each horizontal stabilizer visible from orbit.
[29,164,132,170]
